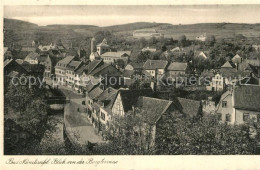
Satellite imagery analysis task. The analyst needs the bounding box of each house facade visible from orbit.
[143,60,168,79]
[65,61,83,88]
[216,85,260,124]
[24,52,40,64]
[100,51,130,65]
[167,62,187,77]
[55,55,75,85]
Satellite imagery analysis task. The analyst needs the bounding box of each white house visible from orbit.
[216,85,260,124]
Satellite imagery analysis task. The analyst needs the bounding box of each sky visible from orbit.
[4,5,260,26]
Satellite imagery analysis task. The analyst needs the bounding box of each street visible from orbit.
[60,87,104,145]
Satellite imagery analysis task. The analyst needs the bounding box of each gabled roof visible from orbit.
[126,62,143,69]
[56,55,75,68]
[143,60,168,70]
[195,51,207,59]
[116,89,154,112]
[221,61,236,68]
[177,97,201,117]
[123,70,135,78]
[135,96,174,124]
[233,85,260,111]
[88,86,103,100]
[96,87,119,113]
[66,61,82,71]
[24,52,40,61]
[167,62,187,71]
[21,62,45,73]
[74,64,88,75]
[89,64,121,77]
[15,59,24,65]
[87,60,103,74]
[232,54,242,63]
[101,51,131,58]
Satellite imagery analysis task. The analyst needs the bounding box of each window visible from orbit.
[101,112,105,121]
[243,113,250,122]
[226,114,231,122]
[222,101,227,108]
[257,115,260,122]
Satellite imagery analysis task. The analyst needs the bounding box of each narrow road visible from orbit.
[60,87,104,146]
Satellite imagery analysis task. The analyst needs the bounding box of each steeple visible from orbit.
[91,37,96,53]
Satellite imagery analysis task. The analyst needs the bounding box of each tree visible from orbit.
[149,36,157,46]
[206,35,216,46]
[161,44,167,52]
[139,37,147,48]
[137,51,152,62]
[178,35,187,47]
[156,114,259,155]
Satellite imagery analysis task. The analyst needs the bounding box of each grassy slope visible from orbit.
[4,18,260,47]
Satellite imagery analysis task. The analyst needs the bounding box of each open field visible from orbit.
[4,18,260,48]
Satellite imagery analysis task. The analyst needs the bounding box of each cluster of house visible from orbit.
[4,36,260,137]
[203,54,260,92]
[84,86,202,144]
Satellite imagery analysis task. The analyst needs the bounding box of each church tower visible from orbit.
[91,37,96,53]
[96,38,110,56]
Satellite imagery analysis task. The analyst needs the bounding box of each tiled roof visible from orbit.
[232,54,242,63]
[85,84,99,93]
[24,52,40,61]
[21,62,45,73]
[56,56,75,68]
[177,97,201,117]
[167,62,187,71]
[87,60,103,74]
[135,96,173,124]
[88,86,103,100]
[90,64,121,77]
[233,85,260,111]
[221,61,236,68]
[118,89,154,112]
[101,51,131,58]
[143,60,168,70]
[123,70,135,78]
[74,64,88,74]
[127,62,143,69]
[15,59,24,65]
[96,87,119,113]
[66,61,82,71]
